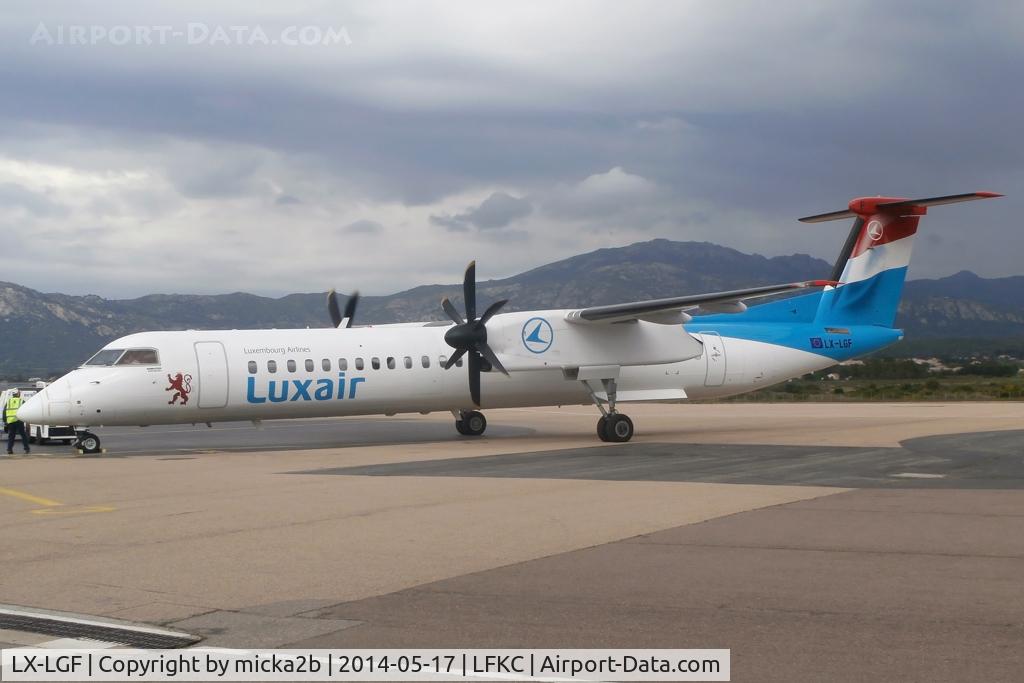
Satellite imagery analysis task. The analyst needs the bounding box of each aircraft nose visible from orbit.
[16,392,46,424]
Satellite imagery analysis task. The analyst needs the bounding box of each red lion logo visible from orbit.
[166,372,193,405]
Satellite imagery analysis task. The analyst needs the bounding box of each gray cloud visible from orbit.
[341,219,382,234]
[0,182,67,217]
[541,167,657,220]
[431,192,532,232]
[0,2,1018,296]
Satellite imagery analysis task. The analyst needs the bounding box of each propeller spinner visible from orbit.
[441,261,509,407]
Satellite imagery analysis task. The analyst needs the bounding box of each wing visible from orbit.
[564,280,837,325]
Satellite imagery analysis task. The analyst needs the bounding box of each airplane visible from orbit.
[17,191,1001,453]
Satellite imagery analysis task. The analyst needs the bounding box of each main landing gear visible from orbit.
[583,376,635,443]
[454,410,487,437]
[596,413,635,442]
[74,430,102,454]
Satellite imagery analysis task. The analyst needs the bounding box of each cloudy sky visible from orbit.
[0,1,1020,298]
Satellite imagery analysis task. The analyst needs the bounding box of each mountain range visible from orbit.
[1,239,1021,376]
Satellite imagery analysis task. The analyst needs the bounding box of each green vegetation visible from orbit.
[726,357,1023,402]
[875,337,1024,360]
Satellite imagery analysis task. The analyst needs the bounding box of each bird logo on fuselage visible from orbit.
[522,317,554,353]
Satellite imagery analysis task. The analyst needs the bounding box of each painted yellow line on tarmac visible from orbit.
[31,505,116,515]
[0,486,63,507]
[0,486,115,515]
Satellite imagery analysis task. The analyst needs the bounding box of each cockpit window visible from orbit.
[84,349,125,366]
[116,348,160,365]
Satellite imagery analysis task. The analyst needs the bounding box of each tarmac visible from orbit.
[0,402,1022,681]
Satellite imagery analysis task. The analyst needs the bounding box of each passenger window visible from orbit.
[456,357,464,367]
[371,357,381,370]
[322,359,331,371]
[268,360,277,373]
[439,355,447,366]
[355,358,364,371]
[287,359,297,373]
[248,361,257,374]
[386,356,396,370]
[116,348,160,365]
[305,359,314,372]
[404,356,413,369]
[421,355,430,368]
[339,358,348,371]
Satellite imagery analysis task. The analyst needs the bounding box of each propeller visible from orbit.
[327,289,359,328]
[441,261,509,407]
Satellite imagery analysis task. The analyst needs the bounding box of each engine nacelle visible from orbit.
[487,310,703,372]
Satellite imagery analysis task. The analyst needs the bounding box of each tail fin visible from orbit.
[801,192,1002,327]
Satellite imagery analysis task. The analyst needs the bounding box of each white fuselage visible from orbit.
[20,309,834,428]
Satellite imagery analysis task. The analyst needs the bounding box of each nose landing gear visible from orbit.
[74,431,102,454]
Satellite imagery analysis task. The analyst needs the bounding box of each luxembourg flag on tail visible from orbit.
[800,192,1002,327]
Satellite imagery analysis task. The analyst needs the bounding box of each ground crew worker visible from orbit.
[4,389,30,455]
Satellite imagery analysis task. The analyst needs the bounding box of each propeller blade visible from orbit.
[464,260,476,321]
[475,342,509,376]
[342,291,359,328]
[468,352,481,407]
[441,298,464,325]
[479,298,508,325]
[327,289,343,328]
[443,348,466,370]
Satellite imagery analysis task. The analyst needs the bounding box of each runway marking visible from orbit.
[891,472,947,479]
[31,505,117,516]
[0,486,62,507]
[0,486,115,515]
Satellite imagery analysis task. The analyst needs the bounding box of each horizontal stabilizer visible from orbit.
[799,191,1002,223]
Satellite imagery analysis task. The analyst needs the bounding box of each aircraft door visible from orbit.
[701,332,726,387]
[194,341,229,408]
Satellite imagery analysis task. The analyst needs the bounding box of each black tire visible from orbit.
[605,414,634,443]
[454,419,469,435]
[77,432,101,454]
[596,416,610,442]
[35,428,48,446]
[461,411,487,436]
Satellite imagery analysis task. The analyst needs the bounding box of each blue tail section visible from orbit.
[814,267,909,327]
[691,272,910,362]
[689,191,1000,364]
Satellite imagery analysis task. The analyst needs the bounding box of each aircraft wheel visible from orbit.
[76,432,101,454]
[596,416,610,442]
[460,411,487,437]
[605,414,634,443]
[455,419,469,435]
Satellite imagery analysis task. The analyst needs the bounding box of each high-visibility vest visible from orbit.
[5,396,22,424]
